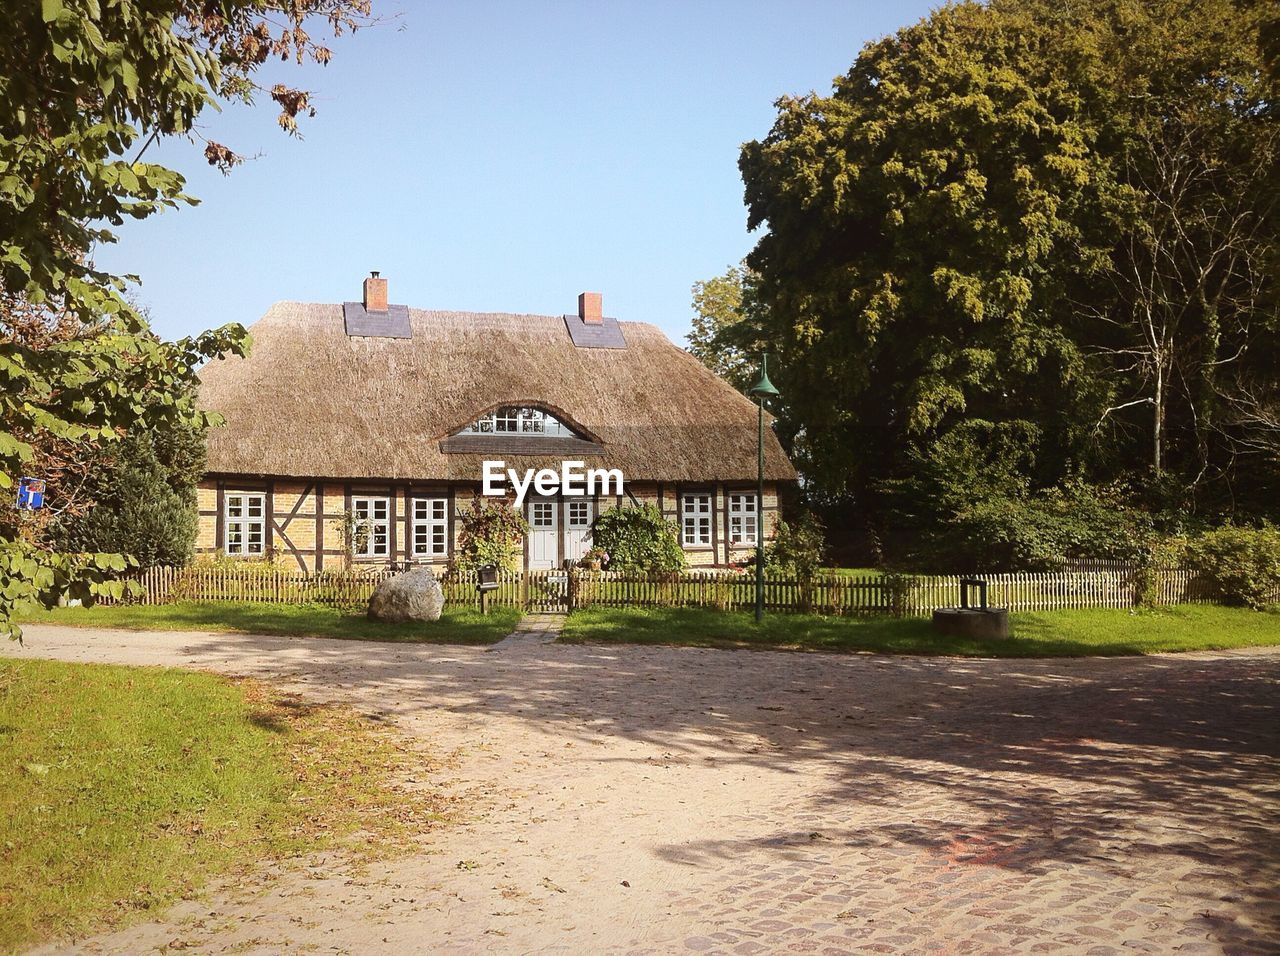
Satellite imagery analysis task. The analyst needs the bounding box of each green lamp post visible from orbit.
[748,354,780,623]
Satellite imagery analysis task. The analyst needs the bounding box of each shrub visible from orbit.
[880,571,915,617]
[1184,524,1280,609]
[591,505,686,572]
[52,431,201,568]
[1131,536,1188,608]
[455,497,529,572]
[760,512,826,580]
[916,481,1155,571]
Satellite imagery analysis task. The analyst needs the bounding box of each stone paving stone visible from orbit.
[488,612,566,651]
[18,630,1278,955]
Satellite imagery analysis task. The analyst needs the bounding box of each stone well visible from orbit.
[931,607,1010,640]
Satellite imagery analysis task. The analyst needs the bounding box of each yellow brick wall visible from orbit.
[321,484,347,566]
[196,482,217,513]
[451,486,475,555]
[266,481,313,571]
[196,479,218,552]
[272,481,311,517]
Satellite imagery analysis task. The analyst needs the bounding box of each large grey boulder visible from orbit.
[368,568,445,623]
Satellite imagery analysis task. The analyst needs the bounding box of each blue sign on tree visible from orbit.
[16,477,45,511]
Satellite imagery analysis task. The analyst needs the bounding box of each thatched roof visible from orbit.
[199,302,796,483]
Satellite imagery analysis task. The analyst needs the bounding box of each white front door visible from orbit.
[564,499,594,563]
[527,496,558,569]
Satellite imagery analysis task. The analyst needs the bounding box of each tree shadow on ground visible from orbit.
[61,629,1280,948]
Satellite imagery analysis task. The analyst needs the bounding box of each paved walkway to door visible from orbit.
[488,611,565,651]
[6,626,1278,954]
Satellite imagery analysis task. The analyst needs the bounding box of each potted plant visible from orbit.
[582,546,609,571]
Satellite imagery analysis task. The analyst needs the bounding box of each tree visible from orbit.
[1,1,371,326]
[687,264,760,392]
[741,1,1116,527]
[52,419,207,568]
[687,263,809,485]
[0,2,370,637]
[739,0,1278,561]
[1057,0,1279,499]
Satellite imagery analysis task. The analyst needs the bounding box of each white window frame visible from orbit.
[530,499,556,529]
[351,496,391,559]
[462,406,572,438]
[681,493,713,548]
[567,500,591,529]
[411,497,448,559]
[494,407,519,432]
[224,492,267,556]
[728,493,759,547]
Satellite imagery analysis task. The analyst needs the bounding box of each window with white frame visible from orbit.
[460,406,573,437]
[530,499,555,528]
[681,493,713,547]
[728,493,759,547]
[351,496,390,558]
[494,407,519,432]
[224,492,266,556]
[411,497,448,559]
[567,500,591,529]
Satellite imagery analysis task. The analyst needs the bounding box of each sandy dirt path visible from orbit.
[5,625,1278,954]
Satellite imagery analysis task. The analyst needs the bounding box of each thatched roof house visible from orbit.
[195,275,795,572]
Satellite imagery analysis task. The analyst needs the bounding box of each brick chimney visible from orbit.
[363,271,388,313]
[578,291,603,325]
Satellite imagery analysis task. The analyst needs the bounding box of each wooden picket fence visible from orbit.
[571,567,1225,616]
[901,569,1220,614]
[103,561,1266,617]
[115,564,527,610]
[572,570,895,615]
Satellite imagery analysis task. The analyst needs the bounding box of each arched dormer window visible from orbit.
[459,405,575,438]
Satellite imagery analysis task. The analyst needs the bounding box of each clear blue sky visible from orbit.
[97,1,935,345]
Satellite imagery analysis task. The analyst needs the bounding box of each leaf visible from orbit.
[40,0,63,23]
[120,60,138,97]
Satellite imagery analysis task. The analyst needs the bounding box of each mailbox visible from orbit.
[476,563,499,616]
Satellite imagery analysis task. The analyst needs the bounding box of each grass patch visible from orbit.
[560,604,1280,657]
[821,566,886,578]
[20,601,522,644]
[0,658,450,949]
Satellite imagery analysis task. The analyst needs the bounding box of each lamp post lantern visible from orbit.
[748,355,780,623]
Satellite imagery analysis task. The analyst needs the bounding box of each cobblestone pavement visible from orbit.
[7,627,1279,954]
[488,611,565,651]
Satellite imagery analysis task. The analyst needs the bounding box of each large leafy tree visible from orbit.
[0,1,370,637]
[740,2,1116,498]
[739,0,1278,559]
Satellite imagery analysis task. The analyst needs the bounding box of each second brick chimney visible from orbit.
[578,291,603,325]
[363,271,388,313]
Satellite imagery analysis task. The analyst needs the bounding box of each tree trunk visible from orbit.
[1153,361,1164,475]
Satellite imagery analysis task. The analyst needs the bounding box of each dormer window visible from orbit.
[461,406,573,438]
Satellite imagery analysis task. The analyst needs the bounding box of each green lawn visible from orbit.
[21,600,522,644]
[0,658,447,949]
[560,604,1280,657]
[821,566,887,578]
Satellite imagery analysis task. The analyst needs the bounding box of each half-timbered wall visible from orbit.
[197,477,781,571]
